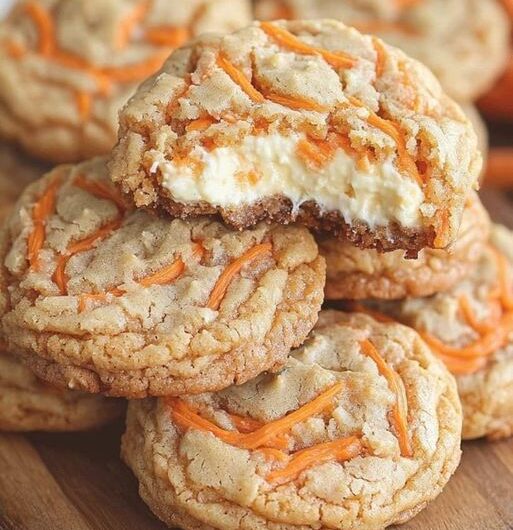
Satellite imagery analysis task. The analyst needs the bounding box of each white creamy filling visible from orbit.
[155,133,425,228]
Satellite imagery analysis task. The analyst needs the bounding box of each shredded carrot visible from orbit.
[145,26,190,47]
[360,340,412,457]
[433,207,449,248]
[27,176,61,270]
[216,54,265,103]
[266,436,363,484]
[228,413,264,433]
[256,448,289,462]
[4,39,26,58]
[436,353,489,376]
[24,1,55,56]
[73,175,126,212]
[53,218,123,295]
[186,116,217,132]
[260,22,356,70]
[264,92,327,112]
[116,0,150,50]
[348,96,422,186]
[484,148,513,188]
[459,294,501,335]
[74,91,91,121]
[499,0,513,20]
[77,242,204,311]
[372,37,386,78]
[101,49,170,82]
[207,242,273,310]
[168,381,344,450]
[420,311,513,360]
[296,138,335,169]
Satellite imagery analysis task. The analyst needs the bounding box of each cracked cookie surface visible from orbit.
[0,0,251,163]
[122,310,461,530]
[255,0,510,101]
[373,224,513,440]
[0,157,325,398]
[110,19,481,256]
[320,192,490,300]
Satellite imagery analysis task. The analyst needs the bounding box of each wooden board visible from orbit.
[1,193,513,530]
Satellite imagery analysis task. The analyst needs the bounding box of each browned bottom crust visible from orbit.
[145,195,434,259]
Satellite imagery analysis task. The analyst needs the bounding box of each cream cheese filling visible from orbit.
[153,133,425,228]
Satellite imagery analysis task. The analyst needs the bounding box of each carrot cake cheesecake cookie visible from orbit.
[122,310,462,530]
[321,192,490,300]
[110,20,481,256]
[0,0,251,162]
[369,224,513,440]
[0,157,325,398]
[255,0,510,101]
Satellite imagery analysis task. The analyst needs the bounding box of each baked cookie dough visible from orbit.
[0,350,124,431]
[254,0,510,101]
[321,192,490,300]
[0,157,325,398]
[0,0,251,163]
[122,310,462,530]
[110,19,481,256]
[373,224,513,440]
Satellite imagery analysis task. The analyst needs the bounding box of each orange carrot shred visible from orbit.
[216,54,265,103]
[5,39,26,58]
[207,242,272,310]
[116,0,150,50]
[24,1,55,56]
[256,448,289,463]
[348,96,423,186]
[420,312,513,360]
[372,37,386,79]
[168,381,344,451]
[73,175,126,212]
[145,26,190,48]
[52,218,123,295]
[27,176,61,271]
[75,91,92,121]
[360,340,412,457]
[260,22,356,70]
[186,116,217,132]
[458,294,501,335]
[264,92,327,113]
[101,49,169,82]
[266,436,363,485]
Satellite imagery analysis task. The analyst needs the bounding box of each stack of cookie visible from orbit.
[0,0,253,432]
[0,15,489,528]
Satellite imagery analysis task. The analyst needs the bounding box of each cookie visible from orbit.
[0,0,251,163]
[0,350,124,431]
[0,157,325,398]
[110,19,481,256]
[461,105,488,171]
[371,224,513,440]
[121,310,462,530]
[321,192,490,300]
[255,0,510,101]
